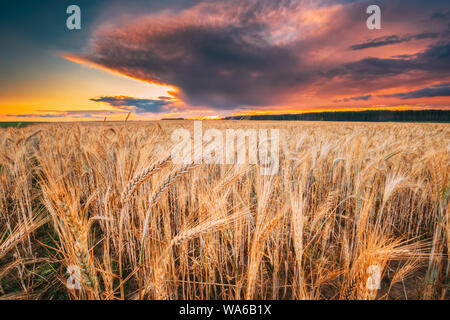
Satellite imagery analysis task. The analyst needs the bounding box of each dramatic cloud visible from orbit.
[350,33,440,51]
[65,0,340,109]
[383,83,450,99]
[64,0,450,112]
[90,96,174,113]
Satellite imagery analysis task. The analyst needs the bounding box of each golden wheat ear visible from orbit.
[140,161,201,244]
[0,215,49,260]
[121,154,172,204]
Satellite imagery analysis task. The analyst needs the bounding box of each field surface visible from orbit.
[0,121,448,300]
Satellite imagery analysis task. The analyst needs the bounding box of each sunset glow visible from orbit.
[1,0,449,121]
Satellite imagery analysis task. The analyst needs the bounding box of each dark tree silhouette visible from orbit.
[224,110,450,122]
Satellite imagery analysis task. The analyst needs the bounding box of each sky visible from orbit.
[1,0,449,121]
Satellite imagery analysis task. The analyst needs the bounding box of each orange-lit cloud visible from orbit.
[60,0,449,118]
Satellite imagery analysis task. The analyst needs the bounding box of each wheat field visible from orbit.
[0,120,448,300]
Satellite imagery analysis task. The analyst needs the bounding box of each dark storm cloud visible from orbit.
[69,0,315,109]
[90,96,174,113]
[82,23,303,109]
[350,33,440,51]
[383,83,450,99]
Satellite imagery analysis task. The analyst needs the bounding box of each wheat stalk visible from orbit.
[137,162,201,299]
[0,215,48,260]
[169,213,245,247]
[245,213,283,299]
[148,212,245,299]
[121,154,172,203]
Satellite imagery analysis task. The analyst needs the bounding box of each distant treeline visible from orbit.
[224,110,450,122]
[0,122,38,128]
